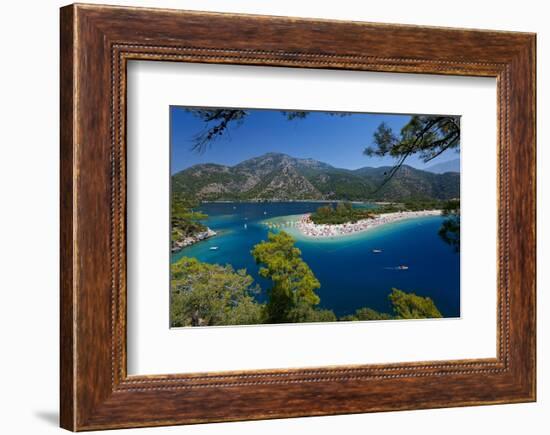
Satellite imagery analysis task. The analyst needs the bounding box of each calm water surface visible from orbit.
[171,202,460,318]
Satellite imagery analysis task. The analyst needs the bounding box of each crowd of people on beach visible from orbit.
[295,210,442,238]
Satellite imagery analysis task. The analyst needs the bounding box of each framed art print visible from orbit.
[60,4,536,431]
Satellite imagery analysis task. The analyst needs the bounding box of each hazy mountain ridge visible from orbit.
[172,152,460,201]
[424,158,460,174]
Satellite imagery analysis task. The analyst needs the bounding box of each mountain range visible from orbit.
[424,158,460,174]
[172,153,460,201]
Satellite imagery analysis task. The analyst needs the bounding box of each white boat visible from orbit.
[372,249,383,253]
[397,265,409,270]
[209,246,219,251]
[244,223,247,229]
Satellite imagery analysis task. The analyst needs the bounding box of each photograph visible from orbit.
[169,107,461,327]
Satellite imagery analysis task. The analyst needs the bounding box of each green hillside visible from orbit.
[172,152,460,202]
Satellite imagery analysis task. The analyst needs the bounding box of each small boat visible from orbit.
[209,246,219,251]
[244,223,247,229]
[397,265,409,270]
[263,211,267,215]
[372,249,383,253]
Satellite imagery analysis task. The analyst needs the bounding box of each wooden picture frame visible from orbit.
[60,3,536,431]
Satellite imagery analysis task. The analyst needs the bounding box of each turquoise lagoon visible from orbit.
[171,202,460,318]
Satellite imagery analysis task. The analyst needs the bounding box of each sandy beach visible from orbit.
[295,210,442,238]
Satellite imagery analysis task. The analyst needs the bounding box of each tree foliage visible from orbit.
[388,288,442,319]
[180,109,460,198]
[341,289,442,321]
[170,257,264,327]
[172,158,460,203]
[187,109,248,152]
[439,199,460,252]
[251,231,321,323]
[310,201,375,224]
[365,115,460,188]
[310,199,453,225]
[286,301,338,323]
[171,195,207,230]
[170,235,445,327]
[372,199,445,215]
[184,108,350,152]
[340,307,394,321]
[171,194,209,247]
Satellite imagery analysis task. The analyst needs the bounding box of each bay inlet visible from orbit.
[171,201,460,318]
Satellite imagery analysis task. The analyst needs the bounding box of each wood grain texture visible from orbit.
[60,4,75,431]
[60,3,536,431]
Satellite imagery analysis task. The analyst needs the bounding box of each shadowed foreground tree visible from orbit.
[185,108,349,152]
[439,199,460,252]
[365,116,462,250]
[251,231,322,323]
[186,109,248,152]
[184,109,460,193]
[170,257,264,327]
[365,115,460,188]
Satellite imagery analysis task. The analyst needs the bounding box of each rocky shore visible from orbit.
[296,210,441,238]
[171,228,217,252]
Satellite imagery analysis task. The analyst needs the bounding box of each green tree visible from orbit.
[252,231,321,323]
[388,288,442,319]
[310,202,374,224]
[365,115,460,187]
[184,108,349,152]
[182,109,460,197]
[186,109,248,152]
[286,301,337,323]
[316,204,333,218]
[170,257,264,327]
[171,194,210,249]
[171,195,206,221]
[335,201,348,215]
[439,199,460,252]
[340,307,393,321]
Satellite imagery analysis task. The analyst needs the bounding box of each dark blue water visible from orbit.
[171,202,460,318]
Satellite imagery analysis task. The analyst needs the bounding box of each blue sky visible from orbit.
[170,107,459,174]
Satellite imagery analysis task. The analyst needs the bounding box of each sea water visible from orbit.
[171,202,460,318]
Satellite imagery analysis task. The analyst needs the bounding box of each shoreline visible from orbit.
[201,199,390,205]
[295,210,442,238]
[171,228,217,253]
